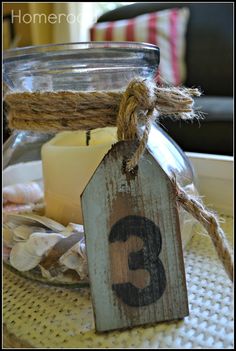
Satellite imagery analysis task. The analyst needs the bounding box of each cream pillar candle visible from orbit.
[41,127,117,225]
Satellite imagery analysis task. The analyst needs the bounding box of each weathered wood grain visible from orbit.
[81,140,188,332]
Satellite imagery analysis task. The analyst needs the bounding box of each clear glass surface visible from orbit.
[3,42,197,287]
[3,42,160,92]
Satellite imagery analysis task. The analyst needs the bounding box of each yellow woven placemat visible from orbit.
[3,215,233,349]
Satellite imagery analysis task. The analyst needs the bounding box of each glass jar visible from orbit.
[3,42,198,287]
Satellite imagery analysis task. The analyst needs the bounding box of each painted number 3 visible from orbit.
[109,215,166,307]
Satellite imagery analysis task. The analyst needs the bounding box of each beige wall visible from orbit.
[3,2,94,49]
[3,2,53,48]
[3,3,32,47]
[28,3,53,45]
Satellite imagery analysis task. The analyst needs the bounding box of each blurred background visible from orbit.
[3,2,132,48]
[3,2,233,156]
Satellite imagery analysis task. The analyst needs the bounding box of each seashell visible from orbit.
[39,233,81,271]
[4,223,48,248]
[10,242,42,272]
[59,239,88,280]
[3,182,43,205]
[5,213,65,232]
[3,203,45,224]
[38,265,67,281]
[61,222,84,238]
[3,203,38,222]
[77,237,86,260]
[13,225,46,241]
[3,225,14,248]
[10,232,65,271]
[38,265,54,280]
[38,265,81,284]
[29,232,65,256]
[65,223,84,233]
[59,242,81,268]
[5,213,88,281]
[3,161,43,187]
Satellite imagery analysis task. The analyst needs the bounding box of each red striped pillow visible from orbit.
[90,8,190,86]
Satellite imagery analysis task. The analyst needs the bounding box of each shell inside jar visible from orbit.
[3,213,88,284]
[3,161,89,285]
[3,135,197,285]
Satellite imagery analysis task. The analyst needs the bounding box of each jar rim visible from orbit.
[3,41,160,60]
[3,41,160,92]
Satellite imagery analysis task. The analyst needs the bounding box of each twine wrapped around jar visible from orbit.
[4,78,233,282]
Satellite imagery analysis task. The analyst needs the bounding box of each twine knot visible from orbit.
[117,78,156,141]
[117,79,158,172]
[117,78,200,172]
[122,78,156,110]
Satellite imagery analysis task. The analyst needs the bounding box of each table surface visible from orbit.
[3,214,233,349]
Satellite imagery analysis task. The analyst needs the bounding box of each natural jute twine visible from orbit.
[5,78,233,282]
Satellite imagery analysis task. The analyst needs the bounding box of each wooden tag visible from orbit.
[81,140,188,332]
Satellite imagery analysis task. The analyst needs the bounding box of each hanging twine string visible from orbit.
[116,79,233,282]
[5,78,233,281]
[172,178,233,282]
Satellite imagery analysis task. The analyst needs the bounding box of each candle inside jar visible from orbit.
[41,127,117,225]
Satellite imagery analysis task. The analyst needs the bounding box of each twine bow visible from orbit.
[4,78,233,282]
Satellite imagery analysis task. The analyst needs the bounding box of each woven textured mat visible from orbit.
[3,215,233,349]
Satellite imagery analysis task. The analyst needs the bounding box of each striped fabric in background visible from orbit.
[90,8,190,86]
